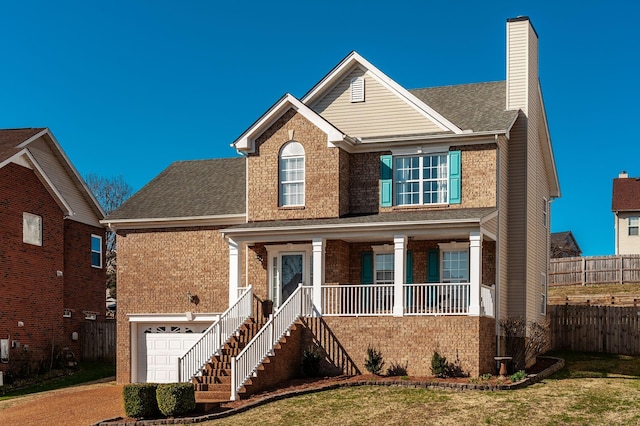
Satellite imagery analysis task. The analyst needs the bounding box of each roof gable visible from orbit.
[0,128,105,226]
[233,94,345,153]
[302,52,463,138]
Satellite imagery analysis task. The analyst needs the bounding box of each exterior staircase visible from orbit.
[193,318,263,405]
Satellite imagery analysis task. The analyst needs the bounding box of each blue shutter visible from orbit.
[405,250,413,284]
[380,155,393,207]
[361,252,373,284]
[449,150,461,204]
[427,249,440,283]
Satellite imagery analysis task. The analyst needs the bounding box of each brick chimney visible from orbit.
[506,16,539,115]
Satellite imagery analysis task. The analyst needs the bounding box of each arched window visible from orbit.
[279,141,305,206]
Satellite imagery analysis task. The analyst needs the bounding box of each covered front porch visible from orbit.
[224,208,498,319]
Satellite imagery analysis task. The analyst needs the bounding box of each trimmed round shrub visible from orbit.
[156,383,196,417]
[123,383,160,418]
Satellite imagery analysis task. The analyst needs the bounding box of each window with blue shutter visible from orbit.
[380,155,393,207]
[448,150,461,204]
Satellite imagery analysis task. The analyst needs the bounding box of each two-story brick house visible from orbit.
[107,17,559,390]
[0,128,106,375]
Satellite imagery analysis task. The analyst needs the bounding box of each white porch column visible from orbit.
[393,235,407,317]
[228,238,242,307]
[312,238,325,316]
[468,231,482,316]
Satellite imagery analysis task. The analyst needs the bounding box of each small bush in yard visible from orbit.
[364,346,385,375]
[510,370,527,382]
[430,351,468,378]
[123,383,160,418]
[386,361,408,377]
[156,383,196,417]
[302,345,323,377]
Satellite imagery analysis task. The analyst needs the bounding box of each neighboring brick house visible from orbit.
[612,171,640,254]
[107,17,559,387]
[0,128,106,375]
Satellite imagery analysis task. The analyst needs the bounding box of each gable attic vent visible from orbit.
[350,76,365,102]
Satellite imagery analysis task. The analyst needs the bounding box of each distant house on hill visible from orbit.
[612,171,640,254]
[550,231,581,258]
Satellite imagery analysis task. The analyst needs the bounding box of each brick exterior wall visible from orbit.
[349,152,386,214]
[115,226,230,383]
[0,163,64,373]
[247,109,344,221]
[303,315,496,377]
[63,220,106,359]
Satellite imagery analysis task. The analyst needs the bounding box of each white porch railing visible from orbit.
[230,285,312,400]
[480,284,495,317]
[322,284,394,316]
[321,283,475,316]
[177,285,253,382]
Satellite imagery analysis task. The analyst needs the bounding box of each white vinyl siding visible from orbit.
[28,137,102,227]
[311,68,444,138]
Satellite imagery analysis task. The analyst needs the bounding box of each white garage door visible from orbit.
[137,324,207,383]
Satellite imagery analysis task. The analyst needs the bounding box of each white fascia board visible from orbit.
[341,131,503,154]
[103,213,247,231]
[19,129,107,219]
[233,94,347,153]
[538,83,560,198]
[301,51,463,135]
[128,313,221,323]
[223,217,484,242]
[5,149,75,216]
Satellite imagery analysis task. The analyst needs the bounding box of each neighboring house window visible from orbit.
[629,216,639,236]
[542,198,548,228]
[23,212,42,246]
[279,141,305,207]
[91,234,103,268]
[350,76,365,102]
[541,273,547,315]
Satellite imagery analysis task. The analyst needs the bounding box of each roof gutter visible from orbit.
[102,213,247,231]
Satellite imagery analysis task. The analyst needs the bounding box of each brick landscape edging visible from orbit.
[94,356,565,425]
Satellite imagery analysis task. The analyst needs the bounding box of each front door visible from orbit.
[271,252,305,307]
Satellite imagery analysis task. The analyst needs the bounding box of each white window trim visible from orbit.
[541,272,547,315]
[279,142,305,207]
[91,234,103,269]
[394,153,449,206]
[438,242,470,283]
[23,212,42,246]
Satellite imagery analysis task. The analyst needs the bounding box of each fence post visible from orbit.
[582,257,586,285]
[619,255,624,285]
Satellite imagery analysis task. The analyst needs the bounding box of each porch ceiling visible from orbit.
[223,207,496,244]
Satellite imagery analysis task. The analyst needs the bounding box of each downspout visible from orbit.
[494,133,501,358]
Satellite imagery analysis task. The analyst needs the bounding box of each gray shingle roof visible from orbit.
[107,157,246,220]
[410,82,518,132]
[226,207,495,231]
[0,128,47,162]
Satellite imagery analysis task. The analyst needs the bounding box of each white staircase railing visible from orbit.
[178,285,253,382]
[230,285,312,400]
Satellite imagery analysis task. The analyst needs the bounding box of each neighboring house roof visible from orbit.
[612,176,640,211]
[0,128,105,226]
[550,231,582,258]
[409,82,519,133]
[107,157,246,222]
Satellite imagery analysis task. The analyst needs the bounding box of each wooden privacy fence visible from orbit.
[548,305,640,354]
[549,255,640,286]
[81,321,116,361]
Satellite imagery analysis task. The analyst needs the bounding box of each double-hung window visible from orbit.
[91,234,103,268]
[629,216,639,236]
[279,141,305,207]
[395,154,448,205]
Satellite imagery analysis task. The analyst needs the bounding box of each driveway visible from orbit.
[0,378,124,426]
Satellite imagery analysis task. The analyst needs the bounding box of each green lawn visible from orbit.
[0,361,115,400]
[202,351,640,426]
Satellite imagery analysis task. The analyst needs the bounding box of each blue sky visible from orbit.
[1,1,638,256]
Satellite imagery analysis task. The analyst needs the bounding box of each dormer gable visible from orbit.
[302,51,464,139]
[232,94,347,154]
